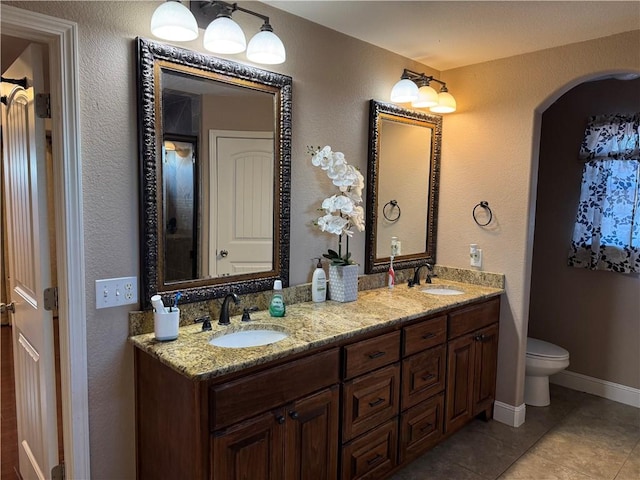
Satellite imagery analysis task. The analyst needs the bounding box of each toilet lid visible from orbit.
[526,337,569,360]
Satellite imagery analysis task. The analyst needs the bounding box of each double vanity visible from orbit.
[130,279,502,479]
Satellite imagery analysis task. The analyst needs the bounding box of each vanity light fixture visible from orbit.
[150,1,199,42]
[390,69,457,113]
[150,0,286,65]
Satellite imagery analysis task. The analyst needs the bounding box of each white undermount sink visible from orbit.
[208,328,288,348]
[421,287,464,295]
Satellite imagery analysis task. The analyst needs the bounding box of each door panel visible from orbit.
[210,131,274,276]
[2,43,59,480]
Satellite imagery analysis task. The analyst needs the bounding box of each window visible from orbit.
[568,113,639,273]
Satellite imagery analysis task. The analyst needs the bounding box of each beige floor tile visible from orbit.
[499,451,596,480]
[614,442,640,480]
[390,449,488,480]
[530,427,630,479]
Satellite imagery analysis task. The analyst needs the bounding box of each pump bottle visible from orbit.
[311,258,327,302]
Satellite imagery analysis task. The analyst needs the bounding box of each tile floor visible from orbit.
[391,384,640,480]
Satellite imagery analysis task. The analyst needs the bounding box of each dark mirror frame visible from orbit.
[136,37,292,308]
[365,100,441,274]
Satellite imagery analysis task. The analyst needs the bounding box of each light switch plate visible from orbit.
[95,276,138,309]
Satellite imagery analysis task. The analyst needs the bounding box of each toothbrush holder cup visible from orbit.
[154,308,180,341]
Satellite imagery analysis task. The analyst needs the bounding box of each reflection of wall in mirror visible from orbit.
[200,95,274,278]
[376,119,432,258]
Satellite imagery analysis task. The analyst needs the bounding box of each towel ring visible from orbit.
[472,201,493,227]
[383,200,401,222]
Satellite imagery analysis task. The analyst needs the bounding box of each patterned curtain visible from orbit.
[568,113,640,273]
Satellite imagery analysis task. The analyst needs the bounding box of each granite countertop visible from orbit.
[129,279,503,382]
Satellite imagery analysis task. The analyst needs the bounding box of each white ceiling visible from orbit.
[265,1,640,71]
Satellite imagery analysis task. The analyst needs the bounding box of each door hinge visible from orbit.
[36,93,51,118]
[44,287,58,311]
[52,462,65,480]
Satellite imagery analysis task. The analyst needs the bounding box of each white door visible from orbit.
[2,43,59,480]
[209,131,273,276]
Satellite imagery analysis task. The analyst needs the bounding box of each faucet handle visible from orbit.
[195,315,212,331]
[242,307,258,322]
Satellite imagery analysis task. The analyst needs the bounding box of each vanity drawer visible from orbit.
[209,348,339,430]
[401,345,446,410]
[344,330,401,379]
[448,297,500,339]
[403,315,446,356]
[341,418,398,480]
[399,392,444,463]
[342,363,400,441]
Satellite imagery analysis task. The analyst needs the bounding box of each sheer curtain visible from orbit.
[568,113,640,273]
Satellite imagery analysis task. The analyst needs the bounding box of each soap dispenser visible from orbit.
[269,279,286,317]
[311,258,327,302]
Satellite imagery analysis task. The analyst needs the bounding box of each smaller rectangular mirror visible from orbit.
[365,100,442,273]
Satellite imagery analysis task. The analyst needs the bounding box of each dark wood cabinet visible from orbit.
[445,298,500,434]
[135,296,501,480]
[285,386,339,480]
[212,386,339,480]
[212,409,284,480]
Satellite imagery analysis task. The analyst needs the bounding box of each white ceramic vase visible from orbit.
[328,264,358,302]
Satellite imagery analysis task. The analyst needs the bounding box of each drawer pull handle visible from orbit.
[421,373,436,381]
[276,415,285,425]
[369,397,386,408]
[288,410,299,420]
[420,422,433,432]
[368,351,386,359]
[367,454,383,466]
[422,333,436,339]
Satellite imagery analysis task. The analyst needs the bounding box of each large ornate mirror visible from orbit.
[365,100,441,274]
[137,38,292,307]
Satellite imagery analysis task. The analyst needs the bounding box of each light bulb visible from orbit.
[247,26,286,64]
[430,91,457,113]
[203,16,246,54]
[411,84,438,108]
[390,78,419,103]
[150,1,198,42]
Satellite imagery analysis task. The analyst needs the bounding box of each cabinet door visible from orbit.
[212,410,284,480]
[445,334,474,434]
[285,386,339,480]
[472,323,499,417]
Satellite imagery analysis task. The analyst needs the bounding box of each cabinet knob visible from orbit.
[276,415,285,424]
[288,410,299,420]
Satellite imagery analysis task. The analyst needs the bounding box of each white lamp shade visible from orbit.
[203,16,247,54]
[430,91,457,113]
[247,30,286,64]
[411,85,439,108]
[390,78,419,103]
[150,1,198,42]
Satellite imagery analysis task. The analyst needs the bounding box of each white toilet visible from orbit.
[524,337,570,407]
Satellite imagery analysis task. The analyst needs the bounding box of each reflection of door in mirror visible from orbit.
[163,136,198,282]
[210,130,274,277]
[376,117,432,258]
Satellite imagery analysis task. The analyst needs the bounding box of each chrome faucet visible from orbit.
[219,292,240,325]
[408,263,435,287]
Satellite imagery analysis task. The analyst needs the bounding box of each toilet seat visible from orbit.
[526,337,569,361]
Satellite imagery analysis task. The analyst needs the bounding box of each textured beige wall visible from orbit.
[440,31,640,407]
[529,78,640,389]
[5,0,640,477]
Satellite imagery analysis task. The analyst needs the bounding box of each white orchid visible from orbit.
[309,145,365,266]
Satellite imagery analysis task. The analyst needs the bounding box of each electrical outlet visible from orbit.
[470,248,482,268]
[95,276,138,309]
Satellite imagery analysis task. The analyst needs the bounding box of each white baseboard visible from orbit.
[551,370,640,408]
[493,400,526,427]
